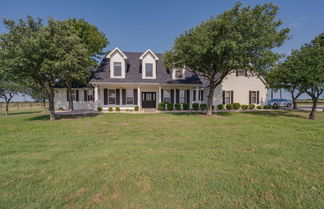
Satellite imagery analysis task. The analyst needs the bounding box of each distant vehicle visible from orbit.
[268,99,292,108]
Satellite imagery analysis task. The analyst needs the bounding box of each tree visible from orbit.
[289,34,324,119]
[0,81,21,115]
[0,16,91,120]
[164,2,289,115]
[267,60,305,109]
[63,18,108,111]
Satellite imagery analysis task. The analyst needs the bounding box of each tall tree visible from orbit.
[0,81,21,115]
[290,34,324,119]
[0,17,91,120]
[164,2,289,115]
[267,59,305,109]
[64,18,108,110]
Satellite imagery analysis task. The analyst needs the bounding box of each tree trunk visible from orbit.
[206,85,216,116]
[279,89,282,99]
[271,89,273,100]
[67,84,74,111]
[48,92,56,121]
[5,101,9,116]
[293,98,297,109]
[309,98,317,120]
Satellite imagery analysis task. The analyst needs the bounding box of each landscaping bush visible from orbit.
[241,105,248,110]
[182,103,190,110]
[199,104,207,110]
[257,105,262,109]
[167,103,174,111]
[58,107,64,111]
[217,104,224,110]
[158,102,165,111]
[226,104,233,110]
[272,104,279,109]
[263,105,270,109]
[192,103,199,110]
[97,106,103,112]
[134,106,139,111]
[233,103,241,110]
[115,107,120,111]
[175,103,181,110]
[108,107,113,112]
[248,104,255,110]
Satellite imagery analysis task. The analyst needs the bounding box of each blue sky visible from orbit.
[1,0,323,101]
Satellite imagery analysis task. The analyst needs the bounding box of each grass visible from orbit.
[0,110,323,209]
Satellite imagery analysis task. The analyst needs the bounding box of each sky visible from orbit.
[1,0,323,101]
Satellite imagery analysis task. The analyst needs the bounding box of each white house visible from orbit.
[54,47,268,110]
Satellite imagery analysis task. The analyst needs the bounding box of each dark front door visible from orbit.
[142,92,156,108]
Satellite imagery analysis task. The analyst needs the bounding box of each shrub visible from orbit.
[212,105,215,110]
[158,102,165,111]
[108,107,113,112]
[263,105,270,109]
[126,109,130,112]
[175,103,181,110]
[241,105,248,110]
[97,106,103,112]
[167,103,174,111]
[248,104,255,110]
[272,104,279,109]
[233,103,241,110]
[58,107,64,111]
[257,105,262,109]
[226,104,233,110]
[217,104,224,110]
[115,107,120,111]
[199,104,207,110]
[192,103,199,110]
[182,103,190,110]
[134,106,139,111]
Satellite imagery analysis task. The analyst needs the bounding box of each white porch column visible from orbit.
[137,86,141,109]
[196,86,199,104]
[158,85,161,103]
[174,88,176,104]
[120,88,123,105]
[94,85,99,109]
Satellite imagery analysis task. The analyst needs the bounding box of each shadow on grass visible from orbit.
[0,110,43,116]
[241,110,307,119]
[27,113,100,121]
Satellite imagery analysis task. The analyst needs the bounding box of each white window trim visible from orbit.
[143,62,156,79]
[172,68,185,80]
[108,89,116,105]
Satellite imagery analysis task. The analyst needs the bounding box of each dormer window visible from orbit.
[172,68,185,80]
[236,69,246,77]
[175,69,183,78]
[113,62,122,77]
[145,63,153,77]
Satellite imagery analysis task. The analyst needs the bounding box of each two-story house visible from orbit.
[54,47,268,111]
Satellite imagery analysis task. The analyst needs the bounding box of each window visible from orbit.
[113,62,122,77]
[236,69,245,77]
[84,90,94,101]
[126,89,134,104]
[180,90,185,103]
[163,90,171,103]
[199,90,204,101]
[225,91,231,104]
[251,91,257,103]
[175,69,183,78]
[67,90,77,101]
[145,63,153,77]
[108,89,116,104]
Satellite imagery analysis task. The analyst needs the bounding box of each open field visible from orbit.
[0,110,323,208]
[0,102,47,112]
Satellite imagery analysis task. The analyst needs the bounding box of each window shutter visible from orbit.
[171,89,174,103]
[161,89,164,102]
[67,89,69,101]
[257,91,260,104]
[176,89,180,104]
[193,90,196,102]
[245,70,248,77]
[201,90,204,101]
[249,91,252,104]
[134,89,138,105]
[84,90,88,101]
[116,89,120,105]
[76,90,79,102]
[93,90,95,101]
[186,90,190,103]
[122,89,126,105]
[236,70,238,77]
[222,91,225,104]
[231,90,234,104]
[104,88,108,105]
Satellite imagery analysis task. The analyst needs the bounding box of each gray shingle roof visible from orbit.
[90,52,202,85]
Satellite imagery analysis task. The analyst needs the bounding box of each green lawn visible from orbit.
[0,111,323,209]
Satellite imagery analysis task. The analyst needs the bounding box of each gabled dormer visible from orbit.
[106,47,127,79]
[172,68,186,80]
[139,49,159,79]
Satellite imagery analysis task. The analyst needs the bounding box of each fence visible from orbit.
[0,102,48,112]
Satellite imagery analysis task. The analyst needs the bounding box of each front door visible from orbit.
[142,92,156,108]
